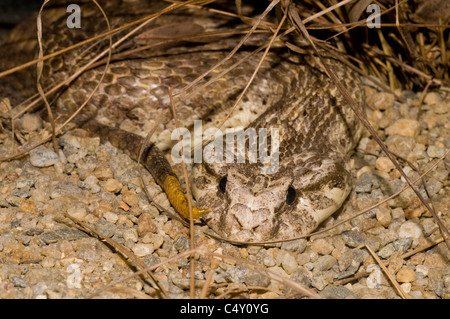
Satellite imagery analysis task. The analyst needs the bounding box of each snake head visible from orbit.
[191,152,352,242]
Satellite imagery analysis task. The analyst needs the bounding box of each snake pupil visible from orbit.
[218,176,227,194]
[286,186,296,205]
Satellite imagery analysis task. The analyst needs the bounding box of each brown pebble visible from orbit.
[423,254,446,269]
[20,114,42,132]
[376,207,392,227]
[94,200,112,217]
[93,166,114,180]
[375,157,395,172]
[240,248,248,259]
[396,267,416,283]
[137,212,157,236]
[118,200,130,211]
[366,89,395,110]
[104,178,123,193]
[6,171,19,182]
[424,92,441,106]
[19,200,39,215]
[95,148,112,162]
[410,253,425,266]
[310,238,334,255]
[385,119,420,137]
[122,189,139,207]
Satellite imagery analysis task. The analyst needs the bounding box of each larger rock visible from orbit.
[29,145,59,167]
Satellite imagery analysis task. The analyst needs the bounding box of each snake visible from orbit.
[0,0,365,242]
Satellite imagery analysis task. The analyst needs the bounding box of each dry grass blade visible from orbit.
[0,0,203,80]
[199,270,215,299]
[362,44,442,86]
[401,237,445,259]
[214,4,287,133]
[36,0,58,154]
[176,0,280,97]
[361,244,409,299]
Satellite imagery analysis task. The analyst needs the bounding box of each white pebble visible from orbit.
[29,145,59,167]
[103,211,118,223]
[400,282,411,293]
[398,221,423,241]
[123,228,139,243]
[415,265,429,277]
[132,243,154,257]
[366,264,382,289]
[427,145,445,158]
[67,207,87,221]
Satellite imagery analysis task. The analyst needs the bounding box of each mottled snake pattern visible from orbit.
[0,0,365,241]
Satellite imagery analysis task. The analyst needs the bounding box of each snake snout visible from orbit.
[229,204,271,230]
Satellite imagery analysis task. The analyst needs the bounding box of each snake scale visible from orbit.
[0,0,365,242]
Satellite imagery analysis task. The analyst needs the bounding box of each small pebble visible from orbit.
[93,166,114,180]
[103,211,118,223]
[396,267,416,283]
[378,243,395,259]
[366,264,382,288]
[424,92,442,108]
[118,201,130,211]
[385,135,415,158]
[29,145,59,167]
[392,238,412,253]
[398,221,423,243]
[423,254,446,269]
[426,145,445,158]
[19,114,43,132]
[93,200,112,216]
[137,212,157,236]
[375,157,396,173]
[310,238,334,255]
[415,265,429,278]
[314,255,336,272]
[132,243,154,257]
[319,285,356,299]
[18,200,39,215]
[375,207,391,227]
[367,91,395,110]
[342,230,366,247]
[123,228,139,243]
[280,251,298,275]
[122,189,139,207]
[81,175,100,193]
[104,179,123,193]
[400,283,411,293]
[385,119,421,137]
[67,207,87,221]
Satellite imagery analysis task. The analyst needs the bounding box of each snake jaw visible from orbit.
[163,175,209,220]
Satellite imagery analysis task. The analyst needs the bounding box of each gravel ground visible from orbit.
[0,86,449,299]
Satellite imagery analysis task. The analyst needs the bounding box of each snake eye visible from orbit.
[218,176,227,194]
[286,186,296,205]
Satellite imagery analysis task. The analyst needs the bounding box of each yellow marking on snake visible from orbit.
[163,175,209,220]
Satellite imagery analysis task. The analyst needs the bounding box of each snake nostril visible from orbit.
[286,186,296,205]
[218,176,227,194]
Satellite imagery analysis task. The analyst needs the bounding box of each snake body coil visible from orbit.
[0,0,365,242]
